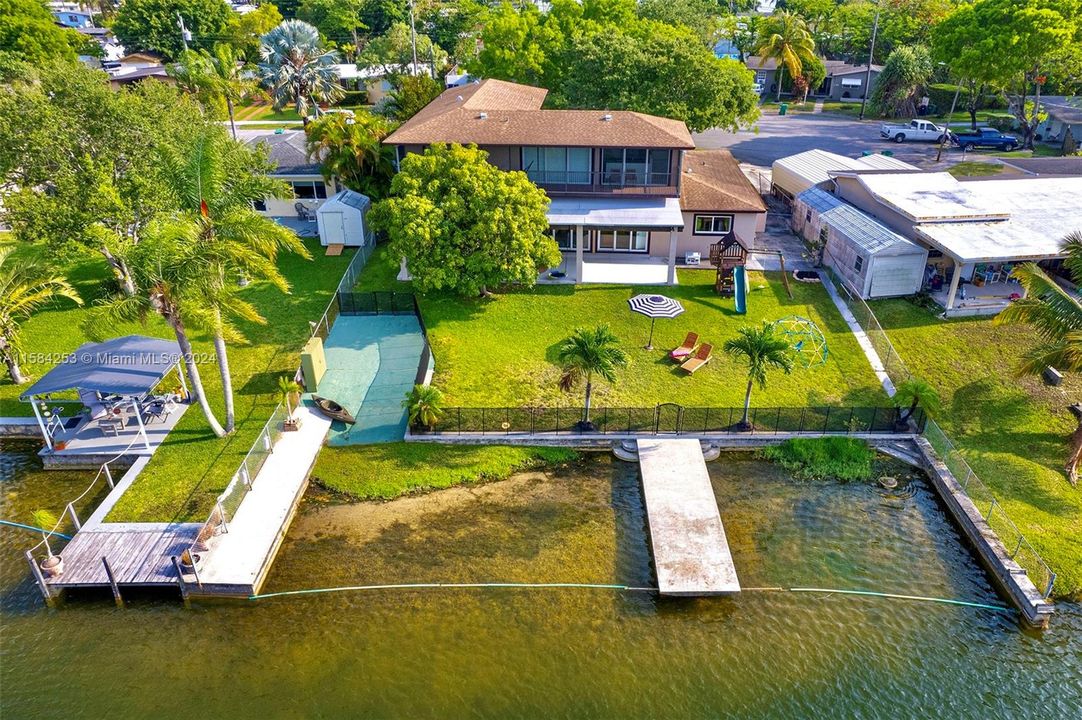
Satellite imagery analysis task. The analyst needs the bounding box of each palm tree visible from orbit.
[208,44,255,140]
[0,247,83,383]
[557,325,629,430]
[92,233,229,438]
[404,384,444,430]
[155,126,310,433]
[996,230,1082,484]
[723,322,795,429]
[305,112,397,198]
[258,20,344,122]
[893,376,940,428]
[753,11,816,102]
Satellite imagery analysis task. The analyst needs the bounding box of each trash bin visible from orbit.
[779,103,788,116]
[861,150,872,156]
[881,150,894,157]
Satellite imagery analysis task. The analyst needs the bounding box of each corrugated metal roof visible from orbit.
[331,189,370,211]
[797,187,921,256]
[773,149,917,190]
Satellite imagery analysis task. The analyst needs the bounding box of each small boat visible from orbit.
[312,396,356,424]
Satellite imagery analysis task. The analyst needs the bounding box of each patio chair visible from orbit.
[670,332,699,361]
[142,397,178,424]
[679,343,713,374]
[99,416,124,437]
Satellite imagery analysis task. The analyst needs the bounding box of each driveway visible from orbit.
[695,111,971,170]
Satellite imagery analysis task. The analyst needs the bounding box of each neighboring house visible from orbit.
[829,171,1081,315]
[770,149,917,204]
[245,131,335,218]
[52,8,94,28]
[713,39,741,61]
[745,57,883,101]
[334,63,432,105]
[1037,96,1082,150]
[383,79,767,284]
[104,53,172,90]
[77,27,124,65]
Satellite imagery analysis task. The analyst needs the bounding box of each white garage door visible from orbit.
[869,255,922,297]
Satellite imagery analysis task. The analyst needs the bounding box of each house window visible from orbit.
[756,71,767,83]
[521,147,591,185]
[693,214,733,235]
[550,227,575,250]
[854,255,865,272]
[290,180,327,200]
[601,149,671,186]
[252,198,267,212]
[594,229,649,253]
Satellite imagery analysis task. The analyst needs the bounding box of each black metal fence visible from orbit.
[414,405,924,436]
[337,291,419,316]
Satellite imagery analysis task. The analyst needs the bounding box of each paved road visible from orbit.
[695,111,970,170]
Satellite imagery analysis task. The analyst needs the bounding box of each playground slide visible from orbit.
[733,266,747,314]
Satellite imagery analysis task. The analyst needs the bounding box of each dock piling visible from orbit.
[171,556,191,608]
[101,557,123,608]
[25,550,56,606]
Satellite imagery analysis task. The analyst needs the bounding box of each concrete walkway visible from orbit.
[318,315,426,446]
[819,271,897,397]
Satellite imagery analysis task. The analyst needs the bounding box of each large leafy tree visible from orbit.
[996,231,1082,485]
[468,0,759,132]
[370,143,561,297]
[557,325,629,430]
[869,45,934,118]
[258,19,344,119]
[0,0,96,64]
[298,0,367,55]
[383,73,443,121]
[0,61,202,295]
[0,247,83,384]
[224,2,283,61]
[752,10,816,101]
[304,111,397,198]
[723,321,795,429]
[113,0,234,60]
[358,21,449,75]
[932,0,1082,149]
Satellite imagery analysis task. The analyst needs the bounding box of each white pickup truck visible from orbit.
[879,119,949,143]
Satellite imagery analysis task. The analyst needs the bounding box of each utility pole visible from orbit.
[176,12,191,53]
[857,6,880,121]
[408,0,419,72]
[936,80,962,163]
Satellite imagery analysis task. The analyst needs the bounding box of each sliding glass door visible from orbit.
[522,147,591,185]
[601,149,671,186]
[592,229,649,253]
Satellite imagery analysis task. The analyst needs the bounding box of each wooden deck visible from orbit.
[45,524,201,589]
[637,439,740,595]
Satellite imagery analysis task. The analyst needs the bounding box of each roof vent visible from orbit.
[478,112,488,120]
[602,113,613,121]
[456,94,463,102]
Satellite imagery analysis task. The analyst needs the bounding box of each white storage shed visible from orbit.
[794,187,928,299]
[316,190,373,247]
[770,149,917,204]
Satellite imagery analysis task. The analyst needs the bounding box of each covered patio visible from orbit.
[20,336,191,467]
[546,196,685,285]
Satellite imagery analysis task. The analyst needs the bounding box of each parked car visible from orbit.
[879,119,948,143]
[951,128,1019,151]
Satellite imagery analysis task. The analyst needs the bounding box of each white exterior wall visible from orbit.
[823,228,927,299]
[649,211,763,259]
[256,174,334,217]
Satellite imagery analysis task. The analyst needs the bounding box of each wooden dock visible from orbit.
[637,439,740,595]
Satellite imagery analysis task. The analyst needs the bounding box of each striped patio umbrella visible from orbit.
[627,294,685,349]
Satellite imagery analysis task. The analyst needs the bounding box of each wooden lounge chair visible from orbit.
[679,343,713,374]
[670,332,698,361]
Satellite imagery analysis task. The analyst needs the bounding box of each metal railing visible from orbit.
[413,404,918,437]
[823,266,1057,598]
[337,291,418,316]
[310,241,375,342]
[526,169,676,194]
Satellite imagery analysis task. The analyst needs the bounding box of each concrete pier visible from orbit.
[637,439,740,595]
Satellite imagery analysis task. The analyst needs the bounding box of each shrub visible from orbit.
[760,437,874,482]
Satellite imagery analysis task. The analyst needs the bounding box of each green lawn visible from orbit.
[871,299,1082,599]
[947,161,1007,177]
[312,443,577,500]
[0,239,353,523]
[233,102,303,122]
[356,245,886,409]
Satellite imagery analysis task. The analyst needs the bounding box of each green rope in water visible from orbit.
[248,582,1015,614]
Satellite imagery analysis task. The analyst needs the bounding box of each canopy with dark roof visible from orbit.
[20,336,183,400]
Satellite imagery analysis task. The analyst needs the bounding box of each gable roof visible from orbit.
[745,56,882,76]
[679,149,766,213]
[384,79,694,149]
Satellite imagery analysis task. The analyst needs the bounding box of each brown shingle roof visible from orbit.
[384,79,695,149]
[679,149,767,213]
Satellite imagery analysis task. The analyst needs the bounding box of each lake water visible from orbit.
[2,443,1080,718]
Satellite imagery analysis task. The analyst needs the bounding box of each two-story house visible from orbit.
[383,79,766,284]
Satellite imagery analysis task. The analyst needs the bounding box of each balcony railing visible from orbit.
[526,169,676,195]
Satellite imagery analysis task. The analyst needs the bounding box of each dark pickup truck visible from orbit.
[951,128,1019,151]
